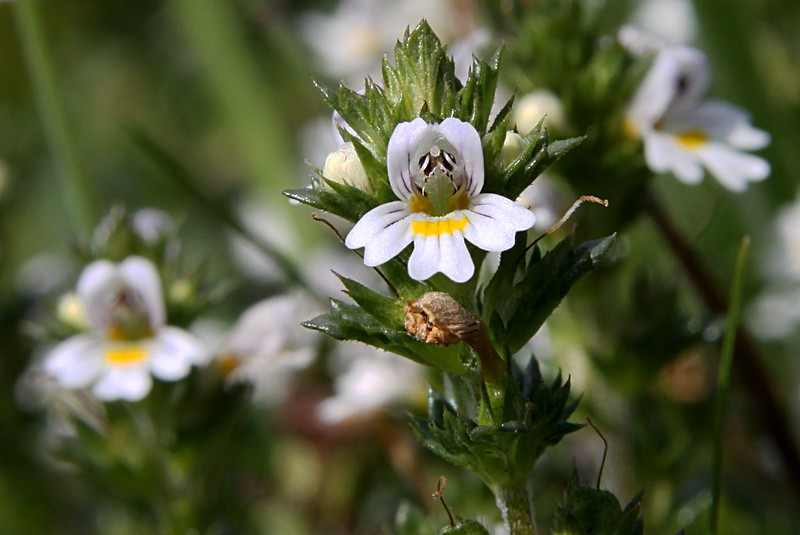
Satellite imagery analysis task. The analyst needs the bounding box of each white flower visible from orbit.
[345,118,536,282]
[218,294,319,406]
[42,257,207,402]
[624,44,770,191]
[317,344,426,424]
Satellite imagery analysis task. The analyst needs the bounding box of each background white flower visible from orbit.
[345,118,536,282]
[624,43,770,191]
[217,293,320,406]
[43,257,207,402]
[317,343,426,424]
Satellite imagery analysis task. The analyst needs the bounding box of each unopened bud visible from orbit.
[323,142,373,193]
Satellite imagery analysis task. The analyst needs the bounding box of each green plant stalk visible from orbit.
[13,0,94,235]
[494,482,536,535]
[710,236,750,535]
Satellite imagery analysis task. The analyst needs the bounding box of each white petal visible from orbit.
[93,368,152,402]
[345,201,409,248]
[117,256,165,329]
[463,195,536,252]
[627,45,708,126]
[43,334,104,389]
[149,327,207,380]
[346,202,413,266]
[408,234,440,281]
[644,132,704,183]
[386,118,429,200]
[696,143,770,191]
[672,100,770,150]
[438,117,485,196]
[437,231,474,282]
[77,260,118,330]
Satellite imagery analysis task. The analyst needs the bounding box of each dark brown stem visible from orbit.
[644,190,800,503]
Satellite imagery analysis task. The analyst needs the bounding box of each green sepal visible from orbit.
[317,80,394,160]
[383,20,460,119]
[411,358,581,490]
[304,295,467,374]
[555,469,643,535]
[482,233,615,354]
[454,50,502,134]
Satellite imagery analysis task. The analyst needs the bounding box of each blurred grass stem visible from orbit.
[13,0,94,235]
[645,190,800,504]
[710,236,749,535]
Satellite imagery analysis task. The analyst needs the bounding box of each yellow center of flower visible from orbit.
[218,353,240,376]
[411,217,468,237]
[105,346,149,367]
[622,119,640,139]
[675,129,708,149]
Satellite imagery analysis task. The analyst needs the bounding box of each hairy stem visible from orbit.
[495,482,536,535]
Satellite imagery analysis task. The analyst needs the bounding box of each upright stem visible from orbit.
[14,0,94,235]
[495,482,536,535]
[644,190,800,503]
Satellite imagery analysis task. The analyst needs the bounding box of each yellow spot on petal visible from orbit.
[675,129,708,149]
[410,195,434,213]
[105,346,149,367]
[218,353,240,377]
[448,190,470,211]
[411,217,468,237]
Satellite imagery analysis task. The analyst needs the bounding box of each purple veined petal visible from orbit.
[92,367,153,402]
[408,234,441,281]
[345,201,413,266]
[696,142,770,192]
[43,334,105,389]
[118,256,166,329]
[643,131,704,184]
[386,118,429,200]
[438,117,485,196]
[464,197,534,252]
[436,230,474,283]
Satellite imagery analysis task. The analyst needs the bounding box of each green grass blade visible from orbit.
[710,236,750,535]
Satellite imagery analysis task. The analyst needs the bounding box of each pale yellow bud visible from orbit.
[322,142,373,193]
[501,131,527,167]
[513,90,568,134]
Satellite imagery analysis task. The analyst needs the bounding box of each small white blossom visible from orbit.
[345,118,536,282]
[318,344,426,424]
[42,257,207,402]
[624,44,770,191]
[218,294,319,406]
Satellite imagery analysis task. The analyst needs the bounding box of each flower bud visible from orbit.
[513,89,568,134]
[322,142,373,193]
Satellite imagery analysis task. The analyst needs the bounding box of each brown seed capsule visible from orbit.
[404,292,480,346]
[404,292,506,384]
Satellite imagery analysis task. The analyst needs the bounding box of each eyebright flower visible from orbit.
[345,118,536,283]
[43,257,207,402]
[217,293,319,406]
[624,44,770,191]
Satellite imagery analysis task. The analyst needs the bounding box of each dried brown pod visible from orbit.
[404,292,506,383]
